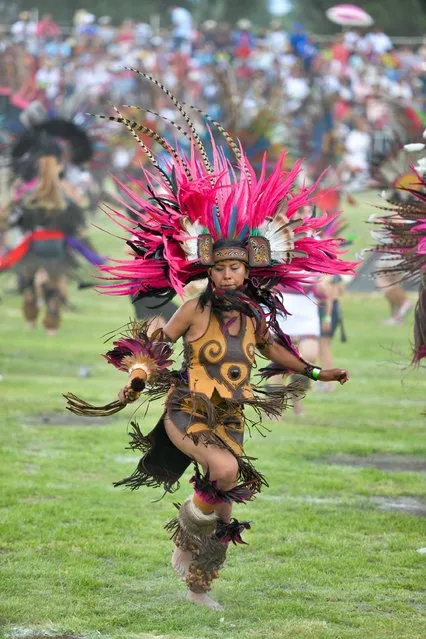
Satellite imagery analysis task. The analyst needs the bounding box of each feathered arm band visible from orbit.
[64,321,174,416]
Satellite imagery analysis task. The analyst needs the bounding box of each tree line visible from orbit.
[11,0,426,36]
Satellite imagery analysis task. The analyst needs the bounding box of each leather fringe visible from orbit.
[63,393,126,416]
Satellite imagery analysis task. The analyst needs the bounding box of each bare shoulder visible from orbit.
[164,296,208,342]
[174,297,206,319]
[182,297,203,313]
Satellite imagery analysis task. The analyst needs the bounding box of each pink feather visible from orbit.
[96,136,358,298]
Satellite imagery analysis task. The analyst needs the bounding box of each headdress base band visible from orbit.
[197,234,271,267]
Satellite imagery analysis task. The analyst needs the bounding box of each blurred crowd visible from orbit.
[1,8,425,187]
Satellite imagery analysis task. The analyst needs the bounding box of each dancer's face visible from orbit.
[210,260,247,290]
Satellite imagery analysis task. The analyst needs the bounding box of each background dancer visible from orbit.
[1,124,103,332]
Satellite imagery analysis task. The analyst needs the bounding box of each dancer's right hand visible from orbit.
[118,376,146,404]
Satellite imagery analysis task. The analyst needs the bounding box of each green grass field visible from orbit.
[1,191,425,639]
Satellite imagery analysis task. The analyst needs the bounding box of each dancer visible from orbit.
[370,134,422,325]
[1,126,102,332]
[4,152,83,332]
[64,73,356,610]
[370,171,426,362]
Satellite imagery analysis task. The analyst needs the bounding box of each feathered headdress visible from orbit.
[94,70,357,302]
[11,117,94,184]
[370,153,426,362]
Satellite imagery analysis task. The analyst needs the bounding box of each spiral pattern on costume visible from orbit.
[245,342,255,362]
[199,339,225,364]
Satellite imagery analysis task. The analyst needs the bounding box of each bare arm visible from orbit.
[118,298,200,403]
[162,298,200,342]
[257,325,349,384]
[259,340,309,374]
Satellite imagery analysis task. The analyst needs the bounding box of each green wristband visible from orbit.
[311,367,321,381]
[302,364,322,381]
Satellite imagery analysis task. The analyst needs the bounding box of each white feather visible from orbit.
[404,143,425,153]
[180,218,205,260]
[258,216,300,263]
[371,230,392,244]
[355,248,369,260]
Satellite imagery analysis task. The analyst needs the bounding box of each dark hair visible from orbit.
[199,271,282,327]
[197,277,301,370]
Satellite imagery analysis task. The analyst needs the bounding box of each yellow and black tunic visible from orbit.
[114,311,290,494]
[168,312,256,455]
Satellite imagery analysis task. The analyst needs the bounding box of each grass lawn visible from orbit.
[0,191,425,639]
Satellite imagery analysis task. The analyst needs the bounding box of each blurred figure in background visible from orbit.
[169,5,193,55]
[4,152,85,334]
[316,275,347,389]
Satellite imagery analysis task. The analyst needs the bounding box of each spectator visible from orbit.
[289,22,317,68]
[364,26,393,57]
[341,116,372,190]
[36,14,61,40]
[98,17,116,45]
[331,33,350,67]
[285,64,310,111]
[11,11,37,43]
[134,21,153,47]
[233,19,255,59]
[117,19,135,44]
[1,9,423,199]
[266,19,289,54]
[35,58,62,102]
[43,35,72,59]
[169,5,193,54]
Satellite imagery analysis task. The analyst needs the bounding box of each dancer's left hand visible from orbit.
[319,369,349,384]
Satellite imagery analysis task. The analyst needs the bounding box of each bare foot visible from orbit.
[46,328,57,336]
[171,547,193,580]
[187,590,224,611]
[26,321,37,330]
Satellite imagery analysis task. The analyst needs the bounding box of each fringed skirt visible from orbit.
[114,379,302,496]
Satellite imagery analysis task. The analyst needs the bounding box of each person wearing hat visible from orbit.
[65,73,355,611]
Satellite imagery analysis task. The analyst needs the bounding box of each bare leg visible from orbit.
[171,546,193,579]
[319,336,333,370]
[165,417,239,610]
[164,417,239,495]
[166,417,236,540]
[385,284,407,310]
[318,337,335,392]
[377,274,411,324]
[299,336,319,363]
[294,336,319,414]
